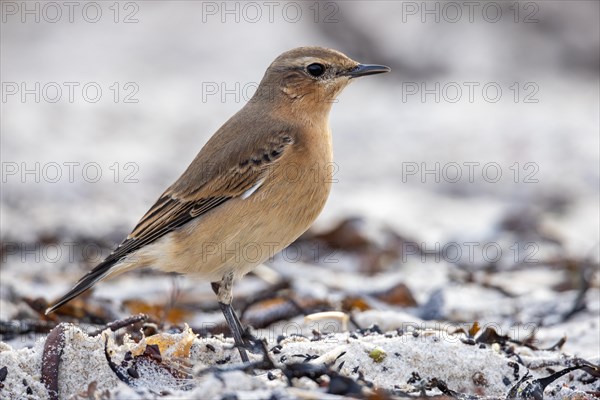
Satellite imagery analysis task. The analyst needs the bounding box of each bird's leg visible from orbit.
[210,278,246,339]
[211,272,249,362]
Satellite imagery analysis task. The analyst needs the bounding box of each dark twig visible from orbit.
[562,260,592,321]
[90,314,148,336]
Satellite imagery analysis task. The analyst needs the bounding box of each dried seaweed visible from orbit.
[0,319,56,340]
[40,323,68,400]
[507,362,600,399]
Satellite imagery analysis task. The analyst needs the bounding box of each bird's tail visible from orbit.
[44,260,114,315]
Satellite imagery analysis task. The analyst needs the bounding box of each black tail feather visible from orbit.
[45,260,115,315]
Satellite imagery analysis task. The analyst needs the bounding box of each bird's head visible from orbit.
[253,47,390,117]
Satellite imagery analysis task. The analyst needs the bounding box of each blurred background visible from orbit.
[1,1,599,357]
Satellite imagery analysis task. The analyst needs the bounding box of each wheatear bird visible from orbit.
[46,47,390,361]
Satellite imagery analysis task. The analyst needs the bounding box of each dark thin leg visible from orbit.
[211,274,249,362]
[218,302,249,362]
[230,306,245,338]
[210,282,246,336]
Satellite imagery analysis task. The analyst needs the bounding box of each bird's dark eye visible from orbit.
[306,63,326,77]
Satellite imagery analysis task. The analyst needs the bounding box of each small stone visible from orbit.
[369,347,387,363]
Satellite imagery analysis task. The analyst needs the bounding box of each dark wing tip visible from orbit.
[45,261,113,314]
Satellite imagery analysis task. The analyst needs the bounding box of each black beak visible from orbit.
[345,64,391,78]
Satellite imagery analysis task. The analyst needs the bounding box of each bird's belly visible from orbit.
[149,166,332,281]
